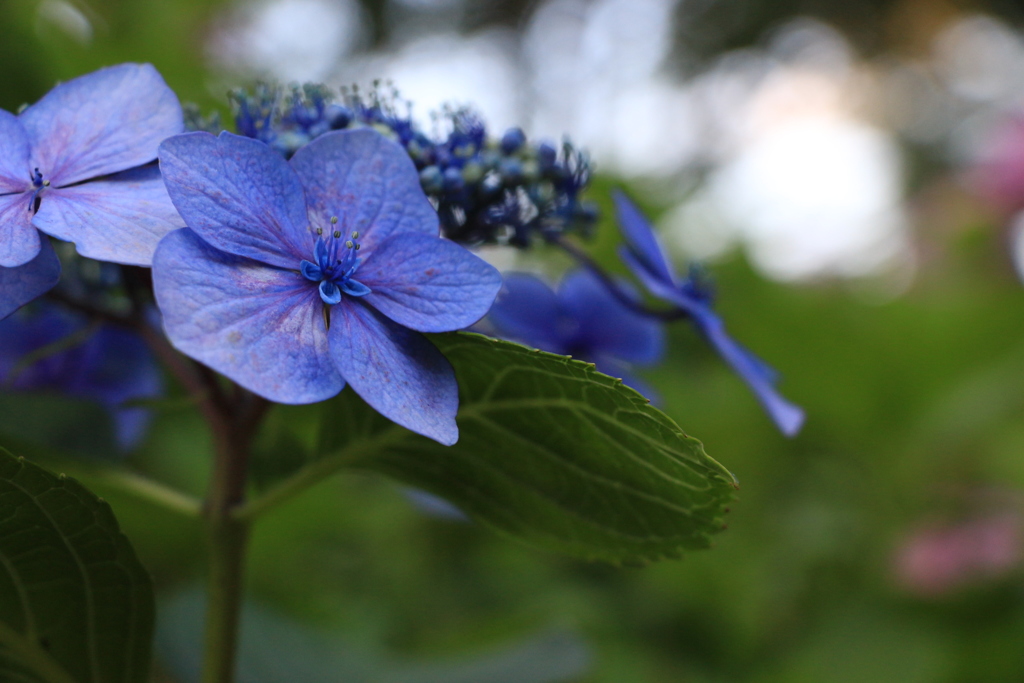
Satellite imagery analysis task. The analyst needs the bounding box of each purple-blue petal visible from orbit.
[613,191,677,285]
[487,273,568,353]
[558,269,664,366]
[0,306,161,450]
[289,129,439,253]
[329,302,459,445]
[620,243,803,435]
[0,306,79,384]
[313,236,329,266]
[0,110,30,194]
[340,279,371,297]
[319,280,342,305]
[0,192,41,267]
[70,324,163,450]
[300,260,322,281]
[403,488,469,521]
[357,232,501,333]
[159,132,312,269]
[0,239,60,320]
[31,166,184,266]
[646,271,805,436]
[153,228,344,403]
[695,309,805,437]
[20,63,183,187]
[620,247,693,312]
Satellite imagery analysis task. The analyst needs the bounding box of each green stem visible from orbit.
[90,468,203,517]
[201,512,249,683]
[200,395,266,683]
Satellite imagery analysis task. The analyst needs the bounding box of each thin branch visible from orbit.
[90,468,203,518]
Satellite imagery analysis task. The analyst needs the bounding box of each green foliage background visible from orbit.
[4,0,1024,680]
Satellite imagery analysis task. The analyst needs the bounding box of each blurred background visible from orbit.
[5,0,1024,680]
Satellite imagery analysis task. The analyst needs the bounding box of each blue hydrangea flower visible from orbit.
[152,129,502,445]
[0,306,162,450]
[0,63,185,318]
[613,191,805,436]
[488,269,664,396]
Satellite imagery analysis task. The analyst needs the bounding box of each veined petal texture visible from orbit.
[159,132,313,269]
[0,110,30,194]
[358,232,501,333]
[153,229,344,403]
[290,129,439,252]
[0,239,60,320]
[32,166,184,266]
[0,192,41,267]
[329,302,459,445]
[20,63,183,187]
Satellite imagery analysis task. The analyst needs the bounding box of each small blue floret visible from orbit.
[302,231,371,305]
[501,127,526,154]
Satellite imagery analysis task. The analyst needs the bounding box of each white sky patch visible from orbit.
[709,115,909,280]
[605,80,701,177]
[336,29,522,134]
[661,29,912,282]
[208,0,365,83]
[523,0,684,167]
[661,193,737,263]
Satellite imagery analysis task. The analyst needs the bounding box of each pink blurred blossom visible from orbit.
[893,514,1022,596]
[969,117,1024,214]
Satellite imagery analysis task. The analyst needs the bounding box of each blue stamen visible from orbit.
[27,168,49,214]
[302,226,371,306]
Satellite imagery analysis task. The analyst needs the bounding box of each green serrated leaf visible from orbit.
[312,332,737,564]
[0,448,154,683]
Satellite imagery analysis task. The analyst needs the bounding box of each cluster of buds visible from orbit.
[195,82,598,247]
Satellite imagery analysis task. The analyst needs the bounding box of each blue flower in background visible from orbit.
[0,63,185,319]
[613,191,805,436]
[488,269,664,397]
[216,83,599,247]
[153,129,502,445]
[0,248,61,321]
[0,306,162,450]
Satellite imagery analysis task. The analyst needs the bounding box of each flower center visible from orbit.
[300,218,371,305]
[27,167,49,214]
